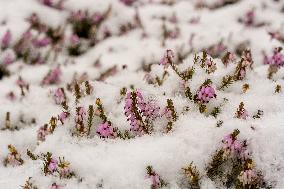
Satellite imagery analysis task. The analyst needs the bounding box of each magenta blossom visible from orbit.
[37,125,49,141]
[58,112,68,124]
[48,158,58,173]
[42,67,62,85]
[160,49,174,66]
[196,86,216,103]
[264,47,284,68]
[69,34,80,46]
[53,88,65,105]
[1,30,11,49]
[96,122,114,138]
[33,37,50,48]
[222,134,243,156]
[149,175,161,188]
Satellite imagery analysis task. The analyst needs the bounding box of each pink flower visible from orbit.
[37,125,49,141]
[48,158,58,173]
[51,183,60,189]
[69,34,80,46]
[92,13,103,24]
[1,30,11,49]
[59,166,71,178]
[223,134,244,156]
[58,112,68,124]
[7,154,22,166]
[239,108,249,119]
[1,50,15,65]
[149,175,161,187]
[264,47,284,68]
[96,122,114,138]
[42,67,62,85]
[33,37,50,48]
[53,88,65,105]
[160,49,174,66]
[196,86,216,103]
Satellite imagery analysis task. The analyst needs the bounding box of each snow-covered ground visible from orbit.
[0,0,283,188]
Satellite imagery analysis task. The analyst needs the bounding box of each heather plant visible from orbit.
[21,177,38,189]
[206,130,269,188]
[146,166,167,189]
[235,102,249,120]
[181,162,201,189]
[124,90,160,135]
[264,47,284,78]
[4,145,24,167]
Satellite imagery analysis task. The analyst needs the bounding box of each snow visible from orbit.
[0,0,283,188]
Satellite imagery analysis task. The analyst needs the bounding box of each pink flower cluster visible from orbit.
[236,108,249,120]
[124,91,144,132]
[222,132,249,160]
[196,85,216,103]
[58,112,68,124]
[6,153,22,166]
[42,67,62,85]
[48,158,58,173]
[53,88,65,105]
[160,49,174,66]
[37,125,49,141]
[124,90,160,133]
[264,47,284,68]
[32,37,51,48]
[46,156,72,178]
[96,122,114,138]
[149,174,161,188]
[1,30,11,49]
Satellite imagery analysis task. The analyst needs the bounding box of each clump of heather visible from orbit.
[181,162,201,189]
[235,102,249,120]
[40,152,74,178]
[95,98,115,138]
[206,130,269,188]
[234,49,253,80]
[264,47,284,68]
[74,106,87,134]
[124,90,160,135]
[160,49,194,81]
[37,117,58,141]
[3,145,24,167]
[146,166,167,189]
[163,99,178,132]
[196,85,216,104]
[42,67,62,85]
[22,177,38,189]
[96,122,114,138]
